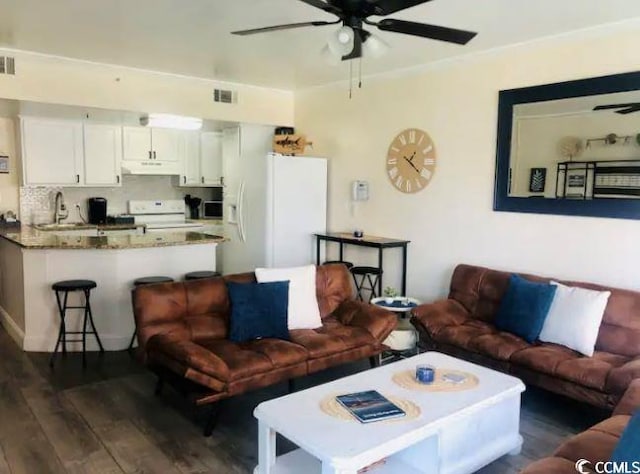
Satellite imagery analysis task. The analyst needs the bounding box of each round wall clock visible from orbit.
[386,128,437,194]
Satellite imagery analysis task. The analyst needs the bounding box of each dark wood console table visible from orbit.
[314,232,410,295]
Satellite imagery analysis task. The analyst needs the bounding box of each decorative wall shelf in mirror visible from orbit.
[494,71,640,220]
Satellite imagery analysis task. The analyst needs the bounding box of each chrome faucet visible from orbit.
[53,191,69,224]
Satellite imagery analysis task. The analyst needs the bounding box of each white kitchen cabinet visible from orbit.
[83,124,122,186]
[21,117,84,186]
[180,132,201,186]
[123,126,181,162]
[179,131,223,187]
[200,132,223,186]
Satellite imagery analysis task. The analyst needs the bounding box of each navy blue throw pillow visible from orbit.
[227,281,290,343]
[494,274,557,343]
[610,410,640,463]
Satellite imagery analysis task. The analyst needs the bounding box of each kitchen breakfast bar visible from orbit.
[0,226,225,352]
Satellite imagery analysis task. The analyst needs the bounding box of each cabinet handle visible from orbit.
[201,176,205,184]
[116,175,120,184]
[148,150,152,160]
[220,176,224,186]
[153,151,157,160]
[183,176,186,184]
[76,174,80,183]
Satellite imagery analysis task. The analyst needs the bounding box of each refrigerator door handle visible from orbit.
[238,181,247,243]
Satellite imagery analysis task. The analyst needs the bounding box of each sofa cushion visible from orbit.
[197,338,308,381]
[290,318,376,359]
[591,415,632,438]
[411,299,470,338]
[610,411,640,463]
[227,281,290,343]
[256,265,322,330]
[554,428,620,463]
[495,275,557,343]
[511,344,627,391]
[432,320,496,348]
[471,331,530,361]
[539,282,610,357]
[607,357,640,395]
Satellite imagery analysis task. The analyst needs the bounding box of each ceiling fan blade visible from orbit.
[617,105,640,114]
[365,0,433,16]
[377,19,477,45]
[594,103,640,110]
[232,21,336,36]
[297,0,344,16]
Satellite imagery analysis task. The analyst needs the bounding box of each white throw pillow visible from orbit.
[255,265,322,330]
[538,281,611,356]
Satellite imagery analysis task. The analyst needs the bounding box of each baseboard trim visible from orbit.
[0,305,25,349]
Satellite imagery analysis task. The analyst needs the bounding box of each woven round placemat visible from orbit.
[392,369,479,392]
[319,393,421,423]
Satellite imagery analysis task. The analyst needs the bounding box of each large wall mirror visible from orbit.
[494,71,640,220]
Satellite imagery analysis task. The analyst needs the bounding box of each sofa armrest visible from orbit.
[147,332,230,382]
[613,379,640,416]
[410,299,471,338]
[333,300,397,343]
[607,357,640,395]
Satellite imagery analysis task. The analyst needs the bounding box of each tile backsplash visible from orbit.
[20,175,215,224]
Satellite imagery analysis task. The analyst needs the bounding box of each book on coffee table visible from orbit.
[336,390,406,423]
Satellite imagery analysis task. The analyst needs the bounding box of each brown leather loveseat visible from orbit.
[522,379,640,473]
[132,264,397,434]
[411,264,640,410]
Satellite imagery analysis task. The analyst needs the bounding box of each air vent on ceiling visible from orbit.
[0,56,15,75]
[213,89,237,104]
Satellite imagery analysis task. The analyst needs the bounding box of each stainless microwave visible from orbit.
[202,201,223,219]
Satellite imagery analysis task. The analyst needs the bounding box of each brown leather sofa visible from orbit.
[132,263,397,434]
[522,379,640,473]
[411,264,640,410]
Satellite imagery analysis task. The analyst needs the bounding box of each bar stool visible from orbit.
[350,266,383,302]
[322,260,354,269]
[49,279,103,368]
[128,276,174,352]
[184,271,221,281]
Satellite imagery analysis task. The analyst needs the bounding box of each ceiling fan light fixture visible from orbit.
[363,33,390,59]
[327,25,355,56]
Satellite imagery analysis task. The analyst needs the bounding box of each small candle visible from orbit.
[416,364,435,384]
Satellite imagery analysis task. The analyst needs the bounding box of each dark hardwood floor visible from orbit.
[0,325,607,473]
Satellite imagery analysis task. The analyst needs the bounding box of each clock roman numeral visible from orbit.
[415,178,423,189]
[421,168,432,180]
[417,134,425,146]
[405,180,412,192]
[390,146,400,153]
[408,130,416,144]
[423,144,433,154]
[395,175,403,188]
[424,158,435,166]
[387,157,398,165]
[388,166,399,179]
[398,135,407,146]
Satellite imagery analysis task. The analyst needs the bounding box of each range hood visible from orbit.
[121,160,181,176]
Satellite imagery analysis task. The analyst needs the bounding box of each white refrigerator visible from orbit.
[221,125,327,274]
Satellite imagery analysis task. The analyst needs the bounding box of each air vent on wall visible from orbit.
[0,56,15,75]
[213,88,237,104]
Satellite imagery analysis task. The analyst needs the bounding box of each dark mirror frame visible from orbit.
[494,70,640,220]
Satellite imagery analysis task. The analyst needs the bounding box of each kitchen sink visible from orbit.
[35,223,95,231]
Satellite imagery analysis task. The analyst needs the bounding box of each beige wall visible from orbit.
[295,26,640,300]
[0,118,19,216]
[0,238,25,334]
[0,49,294,126]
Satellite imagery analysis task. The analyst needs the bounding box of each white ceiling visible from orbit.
[1,0,640,90]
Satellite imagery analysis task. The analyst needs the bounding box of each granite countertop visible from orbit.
[0,226,228,250]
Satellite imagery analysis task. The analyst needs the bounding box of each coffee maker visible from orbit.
[88,197,108,224]
[184,195,202,219]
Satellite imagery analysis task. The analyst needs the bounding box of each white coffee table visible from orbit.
[254,352,525,474]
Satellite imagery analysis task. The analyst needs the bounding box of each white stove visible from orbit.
[128,200,204,232]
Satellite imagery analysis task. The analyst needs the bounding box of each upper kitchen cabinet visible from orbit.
[121,126,182,175]
[179,131,223,187]
[83,123,122,186]
[200,132,223,186]
[123,127,180,162]
[21,117,84,186]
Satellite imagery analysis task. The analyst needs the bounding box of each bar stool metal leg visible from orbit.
[50,290,65,367]
[82,295,89,368]
[85,289,104,353]
[61,291,69,356]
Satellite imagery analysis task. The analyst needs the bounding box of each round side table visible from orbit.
[371,297,421,364]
